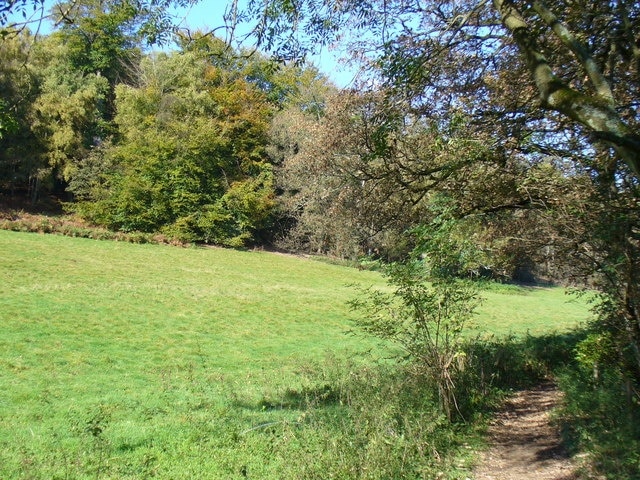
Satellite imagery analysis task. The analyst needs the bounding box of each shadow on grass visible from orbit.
[253,383,342,411]
[229,328,639,479]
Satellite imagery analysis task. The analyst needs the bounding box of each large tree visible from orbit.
[0,0,194,201]
[0,30,41,198]
[230,0,640,384]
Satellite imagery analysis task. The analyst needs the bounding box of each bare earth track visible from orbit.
[473,383,578,480]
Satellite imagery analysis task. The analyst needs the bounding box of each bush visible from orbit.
[349,199,482,421]
[555,321,640,479]
[463,331,586,391]
[558,351,640,479]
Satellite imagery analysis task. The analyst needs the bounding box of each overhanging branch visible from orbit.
[493,0,640,177]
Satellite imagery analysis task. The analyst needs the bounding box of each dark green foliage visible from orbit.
[71,51,277,246]
[0,31,43,198]
[0,99,18,139]
[590,220,640,380]
[559,362,640,479]
[462,331,586,392]
[0,0,201,203]
[562,321,640,479]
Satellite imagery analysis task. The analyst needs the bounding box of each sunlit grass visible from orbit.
[475,284,592,336]
[0,230,592,478]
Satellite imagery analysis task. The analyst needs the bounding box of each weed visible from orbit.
[558,362,640,479]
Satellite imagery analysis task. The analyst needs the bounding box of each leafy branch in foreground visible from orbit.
[350,198,482,421]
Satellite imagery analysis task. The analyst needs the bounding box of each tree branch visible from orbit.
[532,0,614,106]
[493,0,640,177]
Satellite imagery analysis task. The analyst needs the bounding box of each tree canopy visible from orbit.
[1,0,196,44]
[70,45,277,246]
[229,0,640,385]
[230,0,640,180]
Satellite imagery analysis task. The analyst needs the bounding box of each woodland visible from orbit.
[1,0,640,477]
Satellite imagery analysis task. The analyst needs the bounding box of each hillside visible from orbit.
[0,230,591,479]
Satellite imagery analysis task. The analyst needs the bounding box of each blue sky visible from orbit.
[171,0,356,87]
[7,0,357,87]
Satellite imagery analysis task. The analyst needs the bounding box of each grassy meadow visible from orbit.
[0,230,592,479]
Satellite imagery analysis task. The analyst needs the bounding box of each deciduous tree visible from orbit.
[233,0,640,386]
[71,48,276,246]
[231,0,640,179]
[0,30,40,198]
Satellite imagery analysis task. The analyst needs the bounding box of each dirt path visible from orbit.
[473,382,578,480]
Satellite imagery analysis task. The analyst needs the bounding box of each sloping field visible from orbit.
[0,230,591,478]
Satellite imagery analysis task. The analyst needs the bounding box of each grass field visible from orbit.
[0,230,592,479]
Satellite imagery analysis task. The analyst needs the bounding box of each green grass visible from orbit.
[474,284,591,336]
[0,230,592,479]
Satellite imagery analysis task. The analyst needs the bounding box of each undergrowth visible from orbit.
[557,362,640,479]
[237,357,482,479]
[228,329,630,479]
[231,332,598,479]
[0,209,185,245]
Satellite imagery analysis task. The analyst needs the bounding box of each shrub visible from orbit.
[350,199,482,421]
[558,364,640,479]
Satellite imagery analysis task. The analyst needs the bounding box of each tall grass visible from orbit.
[557,353,640,479]
[0,230,592,478]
